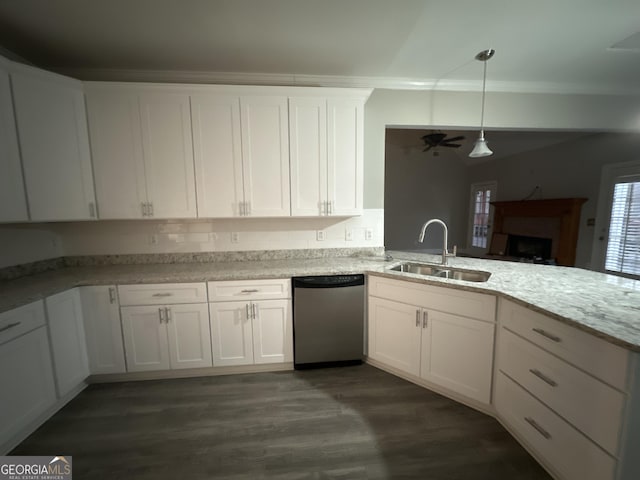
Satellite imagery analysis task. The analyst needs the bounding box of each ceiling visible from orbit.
[1,0,639,94]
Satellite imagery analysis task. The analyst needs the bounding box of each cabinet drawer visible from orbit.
[208,279,290,301]
[499,328,625,455]
[0,301,46,345]
[118,283,208,306]
[495,372,616,480]
[368,275,495,322]
[499,299,629,390]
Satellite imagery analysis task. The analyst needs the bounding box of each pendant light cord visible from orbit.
[479,60,487,135]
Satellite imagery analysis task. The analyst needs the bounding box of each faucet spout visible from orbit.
[418,218,457,266]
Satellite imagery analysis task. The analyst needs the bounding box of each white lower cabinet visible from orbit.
[80,286,126,374]
[208,279,292,367]
[121,303,212,372]
[0,301,57,450]
[45,289,90,397]
[367,275,496,405]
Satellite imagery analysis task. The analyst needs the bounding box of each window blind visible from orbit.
[605,179,640,276]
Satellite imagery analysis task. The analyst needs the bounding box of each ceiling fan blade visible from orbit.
[445,136,465,142]
[423,145,433,152]
[422,133,446,145]
[441,143,462,148]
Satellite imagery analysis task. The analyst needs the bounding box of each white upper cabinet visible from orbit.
[85,90,147,219]
[139,92,197,218]
[327,98,364,216]
[289,94,367,217]
[240,96,291,217]
[85,84,197,219]
[0,61,28,222]
[11,64,96,221]
[191,94,244,217]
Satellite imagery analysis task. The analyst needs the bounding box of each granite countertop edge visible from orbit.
[2,251,639,352]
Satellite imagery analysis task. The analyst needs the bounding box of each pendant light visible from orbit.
[469,49,495,158]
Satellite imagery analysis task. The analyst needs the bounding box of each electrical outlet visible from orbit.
[150,234,159,245]
[345,229,353,241]
[231,232,240,243]
[316,230,326,241]
[365,229,373,241]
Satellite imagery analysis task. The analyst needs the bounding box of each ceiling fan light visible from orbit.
[469,135,493,158]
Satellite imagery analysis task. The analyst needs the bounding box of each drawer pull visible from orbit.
[152,293,173,297]
[422,311,428,328]
[532,327,562,343]
[529,368,558,387]
[0,322,21,333]
[416,310,420,327]
[240,289,260,294]
[525,416,552,440]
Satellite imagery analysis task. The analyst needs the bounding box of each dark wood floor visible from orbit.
[12,364,550,479]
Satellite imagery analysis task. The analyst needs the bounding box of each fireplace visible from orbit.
[489,198,587,266]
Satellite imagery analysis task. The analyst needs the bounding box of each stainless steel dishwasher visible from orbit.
[292,274,365,369]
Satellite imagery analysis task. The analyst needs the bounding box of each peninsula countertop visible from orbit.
[1,251,639,351]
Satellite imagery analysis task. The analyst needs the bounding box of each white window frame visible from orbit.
[467,181,497,254]
[591,160,640,278]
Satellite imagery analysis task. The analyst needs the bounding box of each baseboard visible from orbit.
[1,381,88,455]
[88,362,294,383]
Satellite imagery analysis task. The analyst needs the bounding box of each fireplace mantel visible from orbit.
[490,198,587,266]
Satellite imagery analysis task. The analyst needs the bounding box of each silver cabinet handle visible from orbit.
[0,322,20,333]
[532,328,562,343]
[422,311,428,328]
[320,201,325,216]
[240,289,259,294]
[165,307,171,323]
[141,202,147,217]
[529,368,558,387]
[152,293,173,297]
[328,200,333,215]
[148,202,154,217]
[415,310,420,327]
[252,303,258,320]
[89,202,96,218]
[159,307,166,323]
[108,287,116,304]
[525,417,552,439]
[246,304,251,319]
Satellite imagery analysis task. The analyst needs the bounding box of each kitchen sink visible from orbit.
[388,262,491,282]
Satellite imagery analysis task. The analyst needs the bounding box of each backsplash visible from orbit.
[53,209,384,256]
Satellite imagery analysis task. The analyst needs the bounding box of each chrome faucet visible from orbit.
[418,218,457,266]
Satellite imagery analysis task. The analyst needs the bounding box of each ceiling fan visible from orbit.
[421,132,466,154]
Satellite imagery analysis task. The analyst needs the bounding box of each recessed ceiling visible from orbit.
[1,0,639,94]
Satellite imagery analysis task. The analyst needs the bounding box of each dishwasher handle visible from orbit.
[293,275,364,289]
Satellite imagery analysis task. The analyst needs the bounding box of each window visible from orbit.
[605,177,640,277]
[469,181,497,250]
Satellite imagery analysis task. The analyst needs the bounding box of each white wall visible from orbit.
[384,129,469,251]
[0,225,63,268]
[52,210,384,256]
[363,89,640,209]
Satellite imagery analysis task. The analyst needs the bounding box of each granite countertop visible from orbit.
[2,251,640,352]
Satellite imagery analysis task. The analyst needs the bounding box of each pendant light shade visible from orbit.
[469,49,495,158]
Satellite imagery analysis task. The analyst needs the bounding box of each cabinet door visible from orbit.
[79,286,126,374]
[367,296,421,376]
[46,289,90,397]
[0,327,57,448]
[252,300,292,364]
[85,87,147,219]
[121,305,170,372]
[0,62,28,222]
[240,96,291,217]
[289,97,327,216]
[421,310,495,404]
[327,98,363,216]
[191,94,244,217]
[165,303,212,369]
[139,93,197,218]
[11,66,96,221]
[209,301,253,366]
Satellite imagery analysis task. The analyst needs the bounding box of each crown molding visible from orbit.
[52,67,640,96]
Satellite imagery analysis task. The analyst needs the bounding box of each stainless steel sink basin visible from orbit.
[388,262,491,282]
